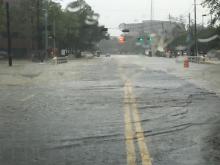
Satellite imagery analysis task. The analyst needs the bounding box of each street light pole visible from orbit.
[188,13,191,56]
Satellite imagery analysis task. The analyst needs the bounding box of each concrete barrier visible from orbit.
[52,56,68,64]
[187,56,206,64]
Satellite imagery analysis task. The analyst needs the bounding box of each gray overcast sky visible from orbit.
[59,0,209,36]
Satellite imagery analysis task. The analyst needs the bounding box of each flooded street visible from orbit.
[0,55,220,165]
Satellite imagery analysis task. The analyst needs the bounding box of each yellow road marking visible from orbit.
[124,83,137,165]
[119,62,152,165]
[127,81,152,165]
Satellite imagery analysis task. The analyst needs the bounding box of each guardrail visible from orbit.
[52,56,68,64]
[187,56,206,63]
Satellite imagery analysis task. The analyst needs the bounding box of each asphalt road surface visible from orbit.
[0,55,220,165]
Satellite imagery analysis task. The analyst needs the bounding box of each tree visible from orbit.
[202,0,220,25]
[0,0,5,32]
[0,0,108,58]
[10,0,33,38]
[47,1,65,48]
[63,0,108,56]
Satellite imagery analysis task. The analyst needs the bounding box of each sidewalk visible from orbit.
[204,59,220,65]
[145,57,220,95]
[0,59,82,86]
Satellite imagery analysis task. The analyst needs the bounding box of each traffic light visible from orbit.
[146,34,152,44]
[119,36,125,44]
[147,36,152,41]
[137,37,144,43]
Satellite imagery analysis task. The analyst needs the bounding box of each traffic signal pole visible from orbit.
[6,2,12,66]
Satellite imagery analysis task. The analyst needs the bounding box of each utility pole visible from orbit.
[37,0,41,51]
[188,13,191,56]
[150,0,153,23]
[150,0,153,56]
[161,22,165,36]
[6,2,12,66]
[169,14,171,24]
[194,0,198,57]
[44,0,48,60]
[53,18,56,52]
[150,0,154,31]
[189,13,191,28]
[202,15,204,28]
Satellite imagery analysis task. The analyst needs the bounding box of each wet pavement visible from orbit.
[0,55,220,165]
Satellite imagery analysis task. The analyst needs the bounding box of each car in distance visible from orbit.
[105,53,111,57]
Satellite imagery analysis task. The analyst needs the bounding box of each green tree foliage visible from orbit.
[167,32,189,49]
[10,0,35,38]
[64,0,108,54]
[0,0,108,55]
[0,0,5,32]
[198,27,220,51]
[167,27,220,52]
[202,0,220,25]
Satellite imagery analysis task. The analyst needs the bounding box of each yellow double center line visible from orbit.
[124,80,152,165]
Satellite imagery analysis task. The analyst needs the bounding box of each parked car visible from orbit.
[96,51,101,57]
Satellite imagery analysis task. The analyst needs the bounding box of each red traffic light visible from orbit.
[119,36,125,44]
